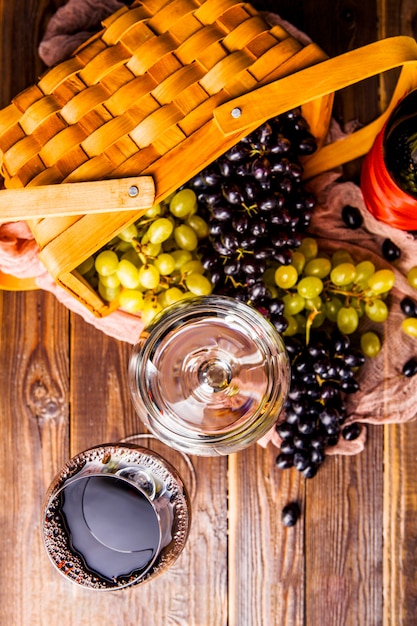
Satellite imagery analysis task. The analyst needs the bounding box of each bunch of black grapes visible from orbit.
[188,107,317,331]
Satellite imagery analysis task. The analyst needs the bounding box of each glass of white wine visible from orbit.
[42,438,193,590]
[129,295,290,456]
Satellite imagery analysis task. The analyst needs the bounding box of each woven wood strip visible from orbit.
[194,0,244,24]
[60,84,112,125]
[147,0,201,34]
[249,37,304,82]
[38,126,86,168]
[0,104,23,135]
[127,31,180,75]
[104,74,158,116]
[152,63,205,104]
[222,15,275,51]
[19,96,62,135]
[200,49,255,94]
[101,5,153,45]
[174,23,225,64]
[38,57,84,95]
[81,112,139,156]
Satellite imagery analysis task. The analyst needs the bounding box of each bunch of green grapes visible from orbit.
[269,237,395,357]
[77,188,212,326]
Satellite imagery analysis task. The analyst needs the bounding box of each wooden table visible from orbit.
[1,1,417,624]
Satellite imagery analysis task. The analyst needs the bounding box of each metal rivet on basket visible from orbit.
[231,107,242,119]
[128,185,139,197]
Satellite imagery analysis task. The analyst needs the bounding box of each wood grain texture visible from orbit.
[1,1,417,625]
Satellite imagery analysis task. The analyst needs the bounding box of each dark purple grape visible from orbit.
[402,357,417,377]
[400,296,417,317]
[276,453,294,469]
[296,134,317,155]
[280,439,296,455]
[224,144,251,162]
[232,213,249,233]
[222,182,244,205]
[382,238,401,261]
[302,463,318,479]
[293,450,310,471]
[341,204,363,229]
[276,422,295,439]
[342,422,362,441]
[269,313,289,333]
[251,156,271,181]
[281,502,300,527]
[220,231,240,252]
[210,205,233,221]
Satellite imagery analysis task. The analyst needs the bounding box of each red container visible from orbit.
[361,122,417,231]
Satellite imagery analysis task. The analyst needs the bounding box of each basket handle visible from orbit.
[214,36,417,178]
[0,176,155,221]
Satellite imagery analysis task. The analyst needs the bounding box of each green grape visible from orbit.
[290,250,306,274]
[144,204,162,218]
[354,260,375,285]
[324,296,343,322]
[171,249,193,269]
[147,217,174,244]
[181,259,205,275]
[297,276,323,299]
[402,317,417,337]
[360,331,381,357]
[298,237,318,260]
[153,253,176,275]
[275,265,298,289]
[100,273,121,289]
[119,289,144,313]
[98,281,121,303]
[304,296,323,311]
[350,296,365,317]
[140,241,162,258]
[304,257,331,279]
[95,250,119,276]
[141,299,163,327]
[330,262,357,286]
[116,259,140,289]
[184,272,212,296]
[311,310,326,328]
[117,223,138,242]
[294,313,307,333]
[263,267,277,288]
[331,249,354,266]
[407,266,417,289]
[120,249,141,267]
[174,224,198,251]
[337,306,359,334]
[77,256,95,276]
[159,286,184,307]
[364,299,389,322]
[169,188,197,218]
[185,214,209,239]
[367,269,395,294]
[283,293,305,316]
[138,264,160,290]
[283,315,298,336]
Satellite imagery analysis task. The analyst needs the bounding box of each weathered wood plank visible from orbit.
[0,290,70,626]
[305,427,384,626]
[383,423,417,626]
[228,443,305,626]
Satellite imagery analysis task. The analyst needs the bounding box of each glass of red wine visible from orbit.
[42,437,193,590]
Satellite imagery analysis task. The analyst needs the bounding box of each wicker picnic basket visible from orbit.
[0,0,417,316]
